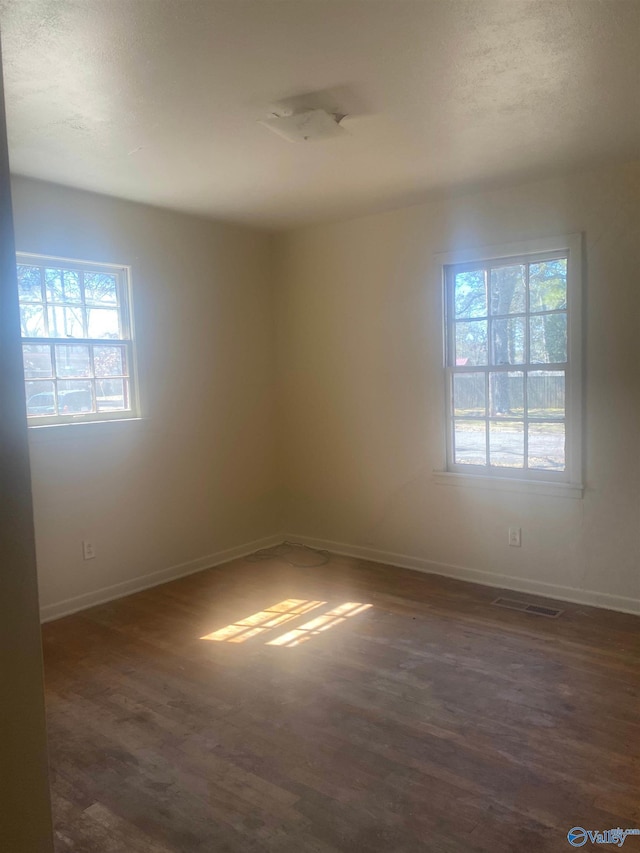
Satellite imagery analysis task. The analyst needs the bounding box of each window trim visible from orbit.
[435,234,583,491]
[17,251,141,427]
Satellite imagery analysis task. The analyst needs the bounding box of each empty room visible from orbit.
[1,1,639,851]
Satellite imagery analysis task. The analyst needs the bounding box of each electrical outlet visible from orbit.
[508,527,521,548]
[82,540,96,560]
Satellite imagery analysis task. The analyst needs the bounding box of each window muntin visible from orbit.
[17,254,137,425]
[445,249,577,481]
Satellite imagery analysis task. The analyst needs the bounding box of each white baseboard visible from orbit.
[41,531,640,623]
[39,534,283,623]
[286,533,640,617]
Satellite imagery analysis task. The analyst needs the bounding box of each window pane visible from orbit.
[454,420,486,465]
[490,371,523,417]
[94,345,125,377]
[20,304,46,337]
[46,268,81,303]
[454,269,486,319]
[491,317,524,365]
[489,421,524,468]
[57,380,94,413]
[528,422,565,471]
[529,314,567,363]
[87,307,120,339]
[17,265,42,302]
[84,272,118,304]
[490,265,525,315]
[55,345,91,378]
[48,305,84,338]
[23,344,52,379]
[45,269,62,302]
[453,373,485,417]
[97,378,127,412]
[527,371,565,419]
[529,259,567,312]
[25,380,55,417]
[455,320,487,365]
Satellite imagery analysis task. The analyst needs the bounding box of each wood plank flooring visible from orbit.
[42,551,640,852]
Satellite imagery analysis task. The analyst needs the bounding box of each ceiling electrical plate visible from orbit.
[259,109,347,142]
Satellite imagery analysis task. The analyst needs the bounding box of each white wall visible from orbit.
[11,177,280,619]
[277,162,640,612]
[13,162,640,620]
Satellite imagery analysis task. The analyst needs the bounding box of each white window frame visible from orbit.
[435,234,583,496]
[17,252,140,427]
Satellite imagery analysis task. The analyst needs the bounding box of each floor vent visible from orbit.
[491,597,563,618]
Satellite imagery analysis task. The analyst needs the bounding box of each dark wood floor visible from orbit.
[43,551,640,852]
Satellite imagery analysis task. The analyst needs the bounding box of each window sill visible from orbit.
[433,470,583,499]
[27,417,145,444]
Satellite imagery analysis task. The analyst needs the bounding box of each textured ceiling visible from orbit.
[1,0,639,229]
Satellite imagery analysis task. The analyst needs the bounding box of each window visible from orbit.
[17,253,138,425]
[441,235,582,487]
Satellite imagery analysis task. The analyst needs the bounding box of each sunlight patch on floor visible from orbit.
[200,598,326,643]
[267,602,372,648]
[200,599,372,646]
